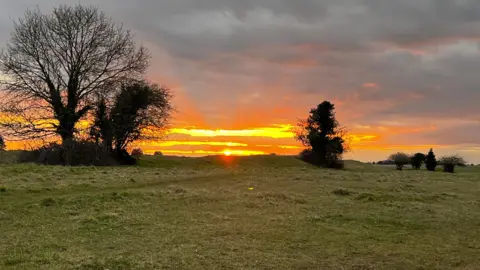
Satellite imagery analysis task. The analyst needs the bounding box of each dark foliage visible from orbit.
[298,149,345,169]
[296,101,347,169]
[388,152,410,170]
[333,189,351,196]
[410,153,426,170]
[18,141,136,166]
[377,160,395,165]
[131,148,144,157]
[439,155,466,174]
[90,81,172,161]
[443,164,455,173]
[426,149,438,172]
[0,135,5,151]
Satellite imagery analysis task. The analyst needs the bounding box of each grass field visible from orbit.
[1,155,480,269]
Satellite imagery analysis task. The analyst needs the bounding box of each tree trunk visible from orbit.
[443,164,455,173]
[60,130,75,166]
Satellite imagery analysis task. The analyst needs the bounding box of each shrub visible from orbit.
[298,149,321,165]
[439,155,466,173]
[154,151,164,156]
[388,152,410,170]
[298,149,344,169]
[131,148,144,157]
[0,186,6,192]
[410,153,426,170]
[333,189,351,196]
[18,141,135,166]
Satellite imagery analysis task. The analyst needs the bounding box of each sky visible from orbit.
[0,0,480,162]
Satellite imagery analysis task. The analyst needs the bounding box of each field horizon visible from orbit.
[1,155,480,269]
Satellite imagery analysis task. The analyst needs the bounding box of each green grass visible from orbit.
[1,156,480,269]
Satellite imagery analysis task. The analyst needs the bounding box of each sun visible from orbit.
[224,150,232,156]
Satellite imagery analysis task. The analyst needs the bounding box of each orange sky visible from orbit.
[2,1,480,163]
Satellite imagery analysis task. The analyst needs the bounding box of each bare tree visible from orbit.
[0,5,149,145]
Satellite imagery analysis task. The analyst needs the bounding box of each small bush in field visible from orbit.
[154,151,163,156]
[440,155,466,173]
[388,152,410,170]
[131,148,144,157]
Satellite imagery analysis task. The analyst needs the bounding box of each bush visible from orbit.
[439,155,466,173]
[131,148,144,157]
[410,153,426,170]
[298,149,319,165]
[154,151,164,156]
[298,149,344,169]
[388,152,410,170]
[18,141,136,166]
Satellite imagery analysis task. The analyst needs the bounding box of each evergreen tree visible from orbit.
[296,101,347,168]
[426,148,437,172]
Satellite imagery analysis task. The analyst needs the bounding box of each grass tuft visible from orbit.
[333,188,352,196]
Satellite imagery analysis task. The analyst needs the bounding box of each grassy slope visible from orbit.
[1,156,480,269]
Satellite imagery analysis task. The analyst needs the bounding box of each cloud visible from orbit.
[1,0,480,161]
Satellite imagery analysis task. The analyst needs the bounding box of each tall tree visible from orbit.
[426,148,438,172]
[0,5,149,145]
[296,101,348,168]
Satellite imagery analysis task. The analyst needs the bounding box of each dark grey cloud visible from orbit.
[0,0,479,148]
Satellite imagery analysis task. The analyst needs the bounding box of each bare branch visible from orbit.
[0,5,150,143]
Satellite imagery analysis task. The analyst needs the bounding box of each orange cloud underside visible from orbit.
[3,121,442,159]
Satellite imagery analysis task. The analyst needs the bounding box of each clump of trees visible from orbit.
[296,101,348,169]
[388,152,410,170]
[439,155,466,173]
[0,5,172,166]
[383,149,468,174]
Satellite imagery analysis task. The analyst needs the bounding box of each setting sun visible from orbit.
[224,150,232,156]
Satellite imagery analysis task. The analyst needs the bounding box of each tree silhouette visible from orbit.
[440,155,466,173]
[296,101,348,168]
[426,149,438,172]
[410,153,426,170]
[389,152,410,170]
[0,135,5,151]
[0,5,149,146]
[90,81,172,158]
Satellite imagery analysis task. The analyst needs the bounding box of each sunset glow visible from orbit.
[1,1,480,163]
[169,124,295,139]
